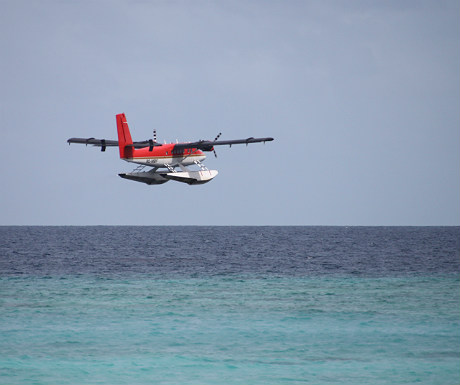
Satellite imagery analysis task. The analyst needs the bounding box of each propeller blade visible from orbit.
[212,132,221,157]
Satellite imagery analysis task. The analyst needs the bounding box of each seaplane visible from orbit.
[67,113,274,185]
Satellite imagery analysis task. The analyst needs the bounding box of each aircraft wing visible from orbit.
[67,138,163,151]
[67,136,273,152]
[67,138,119,147]
[173,137,274,151]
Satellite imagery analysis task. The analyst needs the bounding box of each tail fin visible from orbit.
[116,113,133,159]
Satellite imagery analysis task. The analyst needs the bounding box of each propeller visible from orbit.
[148,129,157,151]
[213,132,222,158]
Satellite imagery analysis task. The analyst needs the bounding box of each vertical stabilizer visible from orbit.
[116,113,133,159]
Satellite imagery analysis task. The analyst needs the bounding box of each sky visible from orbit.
[1,0,459,226]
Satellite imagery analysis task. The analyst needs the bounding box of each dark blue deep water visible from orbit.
[1,226,459,384]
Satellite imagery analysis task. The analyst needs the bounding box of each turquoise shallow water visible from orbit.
[1,226,459,384]
[1,275,459,384]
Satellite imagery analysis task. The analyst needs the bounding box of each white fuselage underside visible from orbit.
[124,153,207,168]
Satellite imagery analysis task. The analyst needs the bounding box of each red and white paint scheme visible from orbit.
[68,113,274,185]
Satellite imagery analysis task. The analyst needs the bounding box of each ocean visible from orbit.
[0,226,459,384]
